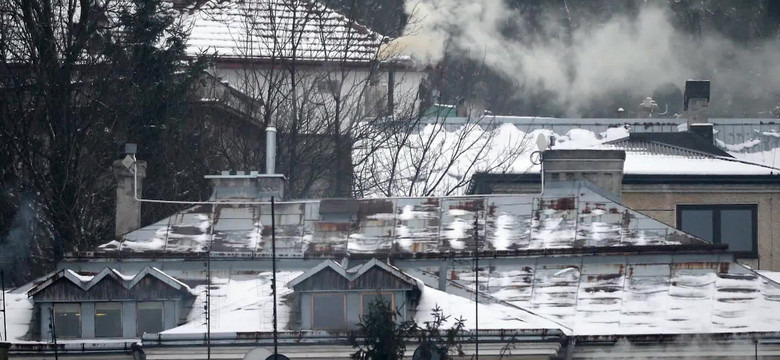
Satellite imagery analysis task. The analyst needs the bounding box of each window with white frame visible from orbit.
[53,303,81,338]
[677,204,758,258]
[136,302,163,336]
[95,302,122,337]
[312,293,346,329]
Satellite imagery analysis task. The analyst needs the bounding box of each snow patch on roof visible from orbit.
[413,284,564,332]
[1,290,34,341]
[162,271,302,334]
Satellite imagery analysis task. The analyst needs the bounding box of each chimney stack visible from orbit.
[684,80,713,142]
[542,150,626,199]
[113,145,146,237]
[204,127,285,201]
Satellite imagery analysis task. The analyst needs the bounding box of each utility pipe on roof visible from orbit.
[266,126,277,175]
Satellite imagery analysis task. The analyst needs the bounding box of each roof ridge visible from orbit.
[27,267,191,297]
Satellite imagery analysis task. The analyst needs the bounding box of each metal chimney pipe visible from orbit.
[266,126,277,175]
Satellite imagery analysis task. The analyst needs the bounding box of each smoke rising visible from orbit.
[398,0,780,116]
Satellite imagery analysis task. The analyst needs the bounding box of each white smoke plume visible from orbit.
[397,0,780,116]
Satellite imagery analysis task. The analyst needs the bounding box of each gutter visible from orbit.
[62,244,729,262]
[142,329,566,348]
[8,340,139,355]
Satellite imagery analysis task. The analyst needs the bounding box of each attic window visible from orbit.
[53,303,81,338]
[95,302,122,338]
[312,293,346,329]
[137,302,163,336]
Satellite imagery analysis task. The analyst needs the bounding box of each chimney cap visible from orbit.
[124,143,137,155]
[684,80,710,110]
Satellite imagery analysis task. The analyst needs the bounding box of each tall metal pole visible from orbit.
[473,214,479,360]
[49,308,59,360]
[1,270,7,341]
[207,241,211,360]
[206,205,213,360]
[271,197,278,357]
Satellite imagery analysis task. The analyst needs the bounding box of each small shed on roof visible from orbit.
[28,267,194,341]
[288,259,419,331]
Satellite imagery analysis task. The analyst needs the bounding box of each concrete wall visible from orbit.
[38,300,181,340]
[622,183,780,270]
[299,290,408,330]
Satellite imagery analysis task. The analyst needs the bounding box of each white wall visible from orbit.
[211,63,425,128]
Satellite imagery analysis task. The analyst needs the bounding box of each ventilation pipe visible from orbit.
[266,126,276,175]
[113,145,146,237]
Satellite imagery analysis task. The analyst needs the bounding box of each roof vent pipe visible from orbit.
[266,126,276,175]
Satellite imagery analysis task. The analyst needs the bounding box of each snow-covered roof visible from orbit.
[444,259,780,336]
[27,266,194,298]
[91,181,711,256]
[425,116,780,171]
[159,270,563,335]
[530,127,780,176]
[184,0,391,64]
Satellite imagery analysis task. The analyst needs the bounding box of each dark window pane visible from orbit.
[137,302,163,336]
[312,294,345,329]
[95,302,122,338]
[361,293,393,316]
[54,303,81,338]
[720,209,753,252]
[680,209,714,242]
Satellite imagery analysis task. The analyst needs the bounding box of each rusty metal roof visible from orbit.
[437,256,780,335]
[94,181,710,257]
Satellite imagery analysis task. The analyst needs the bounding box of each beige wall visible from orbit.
[622,183,780,271]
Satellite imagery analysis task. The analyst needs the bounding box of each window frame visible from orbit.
[359,292,395,318]
[676,204,758,258]
[310,293,347,330]
[94,302,123,338]
[136,301,164,336]
[53,303,82,339]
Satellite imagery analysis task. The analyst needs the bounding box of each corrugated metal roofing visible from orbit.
[95,181,709,255]
[423,256,780,335]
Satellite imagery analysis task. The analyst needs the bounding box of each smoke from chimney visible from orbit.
[397,1,780,116]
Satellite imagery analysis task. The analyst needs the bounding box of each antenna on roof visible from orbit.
[1,269,6,342]
[473,211,480,360]
[271,196,279,358]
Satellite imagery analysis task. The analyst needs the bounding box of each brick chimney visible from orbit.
[684,80,713,143]
[542,149,626,199]
[113,152,146,237]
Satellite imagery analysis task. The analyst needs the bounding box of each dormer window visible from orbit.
[312,293,347,330]
[95,302,122,338]
[53,303,81,338]
[289,259,419,331]
[28,267,193,340]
